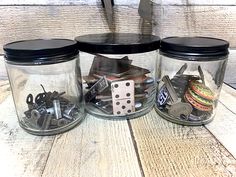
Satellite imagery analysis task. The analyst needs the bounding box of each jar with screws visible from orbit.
[155,37,229,125]
[4,39,85,135]
[75,33,160,119]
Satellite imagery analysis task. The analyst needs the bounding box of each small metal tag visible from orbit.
[85,76,109,102]
[157,85,169,106]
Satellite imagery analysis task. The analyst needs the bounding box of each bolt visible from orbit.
[53,100,62,119]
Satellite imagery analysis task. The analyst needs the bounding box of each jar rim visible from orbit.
[75,33,160,54]
[160,36,229,61]
[3,39,79,64]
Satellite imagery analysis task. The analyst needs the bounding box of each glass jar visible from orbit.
[155,37,229,125]
[75,33,160,119]
[3,39,86,135]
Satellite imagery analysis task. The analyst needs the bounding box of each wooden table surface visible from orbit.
[1,58,236,177]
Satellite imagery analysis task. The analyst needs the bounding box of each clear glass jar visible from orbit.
[4,39,85,135]
[75,33,160,119]
[155,37,229,125]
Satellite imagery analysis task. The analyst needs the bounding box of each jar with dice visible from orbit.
[155,37,229,125]
[4,39,85,135]
[75,33,160,119]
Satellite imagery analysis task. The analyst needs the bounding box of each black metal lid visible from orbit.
[75,33,160,54]
[3,39,78,63]
[160,37,229,61]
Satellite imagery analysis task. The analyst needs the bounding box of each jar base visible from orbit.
[154,106,214,126]
[86,104,154,120]
[19,113,86,136]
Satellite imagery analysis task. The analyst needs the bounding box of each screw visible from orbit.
[63,113,74,120]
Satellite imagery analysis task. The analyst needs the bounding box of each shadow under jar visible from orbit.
[155,37,229,126]
[75,33,160,119]
[3,39,86,135]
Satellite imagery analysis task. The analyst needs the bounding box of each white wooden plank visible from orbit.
[0,6,149,54]
[206,102,236,159]
[0,79,10,104]
[0,94,55,177]
[153,0,236,5]
[153,6,236,47]
[42,115,142,177]
[224,50,236,84]
[130,109,236,177]
[0,5,236,54]
[1,0,236,6]
[0,0,138,6]
[218,84,236,115]
[0,56,7,79]
[0,0,97,5]
[205,84,236,159]
[229,83,236,89]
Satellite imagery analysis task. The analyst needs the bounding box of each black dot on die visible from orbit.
[115,94,119,98]
[117,111,121,114]
[116,102,120,105]
[126,82,130,86]
[127,110,131,113]
[114,84,119,88]
[122,105,126,109]
[126,93,131,97]
[127,100,131,104]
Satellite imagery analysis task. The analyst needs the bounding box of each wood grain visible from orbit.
[224,51,236,84]
[0,0,139,6]
[0,94,55,177]
[219,84,236,116]
[229,83,236,89]
[1,0,236,6]
[0,79,10,104]
[206,98,236,159]
[42,115,142,177]
[152,0,236,5]
[153,5,236,45]
[0,5,149,54]
[129,109,236,177]
[205,84,236,158]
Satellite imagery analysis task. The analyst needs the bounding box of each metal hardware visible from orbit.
[101,0,115,31]
[167,102,192,118]
[23,85,79,130]
[162,75,179,104]
[135,102,143,110]
[198,66,205,85]
[157,63,215,122]
[144,77,154,84]
[85,76,109,102]
[53,100,62,119]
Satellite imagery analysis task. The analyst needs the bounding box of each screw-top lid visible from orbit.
[160,37,229,61]
[3,39,78,63]
[75,33,160,54]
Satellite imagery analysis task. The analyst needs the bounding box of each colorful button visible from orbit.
[184,91,213,112]
[188,88,213,106]
[190,80,214,100]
